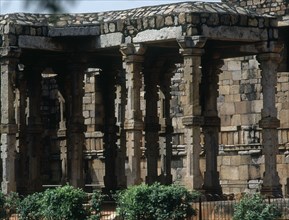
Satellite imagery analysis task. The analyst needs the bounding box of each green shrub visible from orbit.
[40,185,87,220]
[116,183,198,220]
[233,193,281,220]
[18,192,43,220]
[89,190,103,220]
[5,192,20,217]
[0,192,7,219]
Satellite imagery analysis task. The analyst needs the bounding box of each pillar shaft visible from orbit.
[144,65,160,185]
[66,63,86,188]
[120,44,146,185]
[0,55,19,194]
[102,72,118,191]
[178,36,206,190]
[159,70,173,185]
[26,67,43,192]
[202,58,223,195]
[257,52,282,196]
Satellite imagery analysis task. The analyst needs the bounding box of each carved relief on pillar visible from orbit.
[0,49,20,194]
[144,58,163,185]
[159,63,175,185]
[256,41,283,196]
[120,43,146,186]
[201,56,223,195]
[101,68,118,191]
[65,61,87,188]
[177,36,206,190]
[26,66,44,193]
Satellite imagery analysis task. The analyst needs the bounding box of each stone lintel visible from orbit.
[203,116,221,127]
[177,36,207,49]
[48,26,100,37]
[145,123,161,132]
[182,116,204,126]
[18,36,65,52]
[98,32,123,48]
[124,120,143,130]
[259,117,280,129]
[202,25,268,42]
[133,26,182,43]
[0,124,18,134]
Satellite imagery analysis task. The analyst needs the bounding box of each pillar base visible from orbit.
[158,174,173,185]
[203,171,222,195]
[104,175,118,191]
[261,185,283,198]
[184,175,203,190]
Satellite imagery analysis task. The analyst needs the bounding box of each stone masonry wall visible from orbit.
[222,0,289,16]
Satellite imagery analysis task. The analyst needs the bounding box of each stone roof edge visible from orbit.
[0,1,275,27]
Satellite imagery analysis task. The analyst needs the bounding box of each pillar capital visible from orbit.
[257,52,282,64]
[177,36,207,49]
[182,116,204,127]
[255,41,284,54]
[120,43,146,57]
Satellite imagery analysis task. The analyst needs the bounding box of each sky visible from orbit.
[0,0,220,14]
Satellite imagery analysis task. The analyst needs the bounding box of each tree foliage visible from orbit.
[233,193,281,220]
[116,183,199,220]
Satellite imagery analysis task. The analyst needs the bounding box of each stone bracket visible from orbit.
[259,117,280,129]
[177,36,207,49]
[0,124,18,133]
[182,116,204,126]
[124,120,143,130]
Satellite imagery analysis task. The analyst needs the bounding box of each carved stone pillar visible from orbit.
[115,70,127,188]
[178,36,206,190]
[102,71,118,191]
[257,52,282,196]
[144,63,160,185]
[17,71,28,192]
[0,51,20,194]
[66,63,86,188]
[202,57,223,195]
[159,69,174,185]
[120,44,146,186]
[26,66,43,192]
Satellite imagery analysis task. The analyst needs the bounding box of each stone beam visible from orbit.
[48,26,100,37]
[202,25,270,42]
[18,36,65,51]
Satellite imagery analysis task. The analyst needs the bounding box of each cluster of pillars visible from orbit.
[0,37,284,196]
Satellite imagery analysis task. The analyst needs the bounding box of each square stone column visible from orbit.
[66,62,86,188]
[144,60,162,185]
[101,70,118,191]
[257,51,283,197]
[178,36,206,190]
[201,57,223,195]
[0,50,20,194]
[120,44,146,186]
[26,66,44,193]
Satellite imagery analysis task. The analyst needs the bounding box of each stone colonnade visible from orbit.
[0,38,284,196]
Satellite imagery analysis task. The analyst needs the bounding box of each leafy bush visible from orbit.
[0,192,7,219]
[40,185,87,220]
[116,183,198,220]
[18,185,88,220]
[89,190,104,220]
[5,192,20,217]
[233,193,281,220]
[18,192,43,220]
